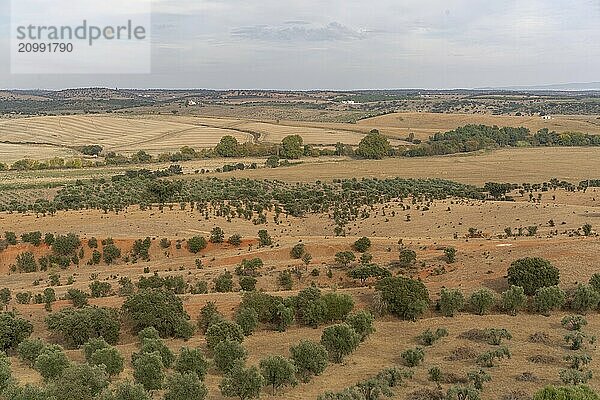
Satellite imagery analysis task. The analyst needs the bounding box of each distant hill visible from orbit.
[480,82,600,91]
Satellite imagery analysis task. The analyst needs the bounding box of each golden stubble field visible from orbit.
[359,112,600,141]
[6,111,599,164]
[0,114,385,162]
[213,147,600,186]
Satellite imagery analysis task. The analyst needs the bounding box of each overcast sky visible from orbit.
[1,0,599,90]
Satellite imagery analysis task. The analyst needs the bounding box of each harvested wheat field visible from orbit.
[0,143,81,163]
[0,115,253,155]
[359,112,600,140]
[219,147,600,185]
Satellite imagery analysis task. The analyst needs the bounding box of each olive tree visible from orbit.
[0,312,33,352]
[34,345,71,381]
[91,347,125,378]
[175,347,208,380]
[132,351,164,391]
[219,362,264,400]
[206,320,244,350]
[289,340,328,382]
[469,289,496,315]
[213,340,247,373]
[320,324,360,363]
[164,372,207,400]
[48,363,108,400]
[533,286,566,315]
[122,289,194,339]
[501,286,527,315]
[259,355,297,395]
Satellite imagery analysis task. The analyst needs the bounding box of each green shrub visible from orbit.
[90,347,125,378]
[47,307,120,347]
[375,277,430,321]
[278,270,293,290]
[90,281,112,298]
[134,338,175,368]
[401,347,425,367]
[257,230,272,247]
[122,289,193,339]
[138,326,161,341]
[198,302,223,334]
[174,347,208,380]
[438,288,464,317]
[48,363,108,400]
[508,257,559,295]
[356,133,391,160]
[17,338,46,366]
[589,274,600,293]
[565,332,596,351]
[353,237,371,253]
[187,236,207,253]
[34,345,70,381]
[447,386,481,400]
[67,288,89,308]
[15,292,31,305]
[534,286,566,315]
[533,385,600,400]
[290,243,306,259]
[164,372,207,400]
[476,346,510,367]
[214,272,234,293]
[570,284,600,314]
[259,355,297,395]
[565,353,592,370]
[219,362,264,400]
[0,312,33,352]
[348,264,391,284]
[501,285,527,315]
[484,328,512,345]
[321,292,355,322]
[235,308,259,336]
[398,249,417,267]
[238,276,257,292]
[417,328,448,346]
[467,369,491,391]
[469,289,496,315]
[83,338,110,362]
[444,247,457,263]
[132,351,164,391]
[562,315,588,331]
[560,369,593,385]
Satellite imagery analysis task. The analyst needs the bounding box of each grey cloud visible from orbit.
[231,22,366,42]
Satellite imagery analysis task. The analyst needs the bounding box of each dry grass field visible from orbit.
[2,193,600,399]
[217,147,600,186]
[1,176,600,398]
[3,108,600,399]
[359,112,600,140]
